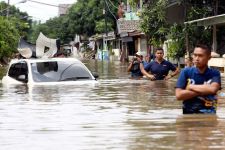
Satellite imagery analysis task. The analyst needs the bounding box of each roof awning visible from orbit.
[128,30,145,37]
[184,14,225,26]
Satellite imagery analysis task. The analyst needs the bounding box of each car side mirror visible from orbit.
[17,75,28,83]
[92,72,99,79]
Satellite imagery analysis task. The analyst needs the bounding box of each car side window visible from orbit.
[8,62,28,83]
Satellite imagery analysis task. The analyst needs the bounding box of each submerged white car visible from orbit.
[2,58,98,85]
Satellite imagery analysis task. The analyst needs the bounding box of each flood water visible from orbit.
[1,60,225,150]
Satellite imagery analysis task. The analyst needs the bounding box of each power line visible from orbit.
[0,6,10,13]
[105,0,117,20]
[0,0,26,16]
[0,0,68,14]
[27,0,69,8]
[24,3,57,22]
[107,0,119,10]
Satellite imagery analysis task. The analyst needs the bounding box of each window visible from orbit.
[8,62,28,83]
[31,61,92,82]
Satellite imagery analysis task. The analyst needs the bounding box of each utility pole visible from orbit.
[184,0,190,57]
[27,0,68,8]
[4,0,27,18]
[104,0,108,37]
[103,0,108,60]
[212,0,218,52]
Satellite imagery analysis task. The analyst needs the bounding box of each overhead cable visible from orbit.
[27,0,68,8]
[107,0,119,9]
[105,0,117,20]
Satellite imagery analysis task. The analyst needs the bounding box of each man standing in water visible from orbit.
[140,48,179,80]
[176,44,221,114]
[127,51,145,78]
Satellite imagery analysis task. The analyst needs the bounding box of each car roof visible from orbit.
[10,57,82,64]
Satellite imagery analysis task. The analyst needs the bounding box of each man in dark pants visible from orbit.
[140,47,179,80]
[176,44,221,114]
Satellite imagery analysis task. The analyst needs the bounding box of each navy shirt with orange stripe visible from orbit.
[144,60,177,80]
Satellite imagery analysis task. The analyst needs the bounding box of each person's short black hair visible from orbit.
[155,47,164,53]
[195,44,211,55]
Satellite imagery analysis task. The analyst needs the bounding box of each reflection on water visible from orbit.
[0,60,225,150]
[176,115,225,149]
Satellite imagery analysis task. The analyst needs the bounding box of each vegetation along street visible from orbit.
[0,0,224,64]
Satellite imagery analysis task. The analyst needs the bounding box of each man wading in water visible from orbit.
[127,52,145,79]
[175,44,221,114]
[140,48,179,80]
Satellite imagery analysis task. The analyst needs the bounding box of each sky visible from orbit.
[1,0,77,22]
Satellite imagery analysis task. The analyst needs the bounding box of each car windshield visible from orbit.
[31,61,93,82]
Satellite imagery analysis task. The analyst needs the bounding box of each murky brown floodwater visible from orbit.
[1,59,225,150]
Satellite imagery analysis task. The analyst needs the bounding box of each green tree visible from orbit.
[28,16,71,44]
[0,1,31,38]
[0,17,20,61]
[29,0,118,44]
[140,0,169,47]
[27,20,40,43]
[140,0,214,61]
[185,5,213,52]
[67,0,115,37]
[167,24,185,66]
[0,2,31,61]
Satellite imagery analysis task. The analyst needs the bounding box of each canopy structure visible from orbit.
[18,38,36,58]
[17,32,58,58]
[36,32,57,58]
[185,14,225,52]
[184,13,225,26]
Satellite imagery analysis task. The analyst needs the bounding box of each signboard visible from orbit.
[117,20,141,34]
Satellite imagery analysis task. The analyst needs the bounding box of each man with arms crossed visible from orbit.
[176,44,221,114]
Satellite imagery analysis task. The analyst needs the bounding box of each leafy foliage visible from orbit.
[29,0,118,44]
[185,6,213,51]
[140,0,169,47]
[0,2,31,38]
[0,2,31,61]
[140,0,214,60]
[0,17,20,60]
[67,0,115,36]
[28,16,70,43]
[167,24,185,59]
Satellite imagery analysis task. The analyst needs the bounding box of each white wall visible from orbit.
[140,37,147,56]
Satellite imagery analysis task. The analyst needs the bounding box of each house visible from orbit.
[90,32,121,61]
[184,0,225,74]
[117,0,149,62]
